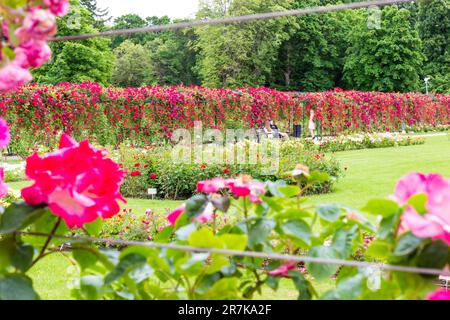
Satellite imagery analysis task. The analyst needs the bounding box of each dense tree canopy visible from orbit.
[33,0,113,85]
[417,0,450,93]
[111,41,151,87]
[34,0,449,93]
[344,6,424,92]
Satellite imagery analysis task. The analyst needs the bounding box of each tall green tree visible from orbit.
[80,0,110,30]
[111,40,151,87]
[344,6,424,92]
[146,27,200,85]
[195,0,293,88]
[417,0,450,93]
[272,0,361,91]
[33,0,114,85]
[110,15,171,49]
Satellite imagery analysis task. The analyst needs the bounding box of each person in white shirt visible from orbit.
[309,109,316,139]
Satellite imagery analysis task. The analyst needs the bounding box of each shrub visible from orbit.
[118,140,342,199]
[303,133,425,153]
[1,83,449,153]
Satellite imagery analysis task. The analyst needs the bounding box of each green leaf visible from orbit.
[128,264,154,284]
[189,227,223,249]
[154,225,174,243]
[307,246,341,280]
[281,219,312,246]
[278,208,311,220]
[263,196,284,212]
[291,272,316,300]
[211,196,230,213]
[0,274,38,300]
[2,47,15,60]
[206,254,230,274]
[248,219,276,248]
[79,275,104,300]
[220,234,247,251]
[185,195,209,219]
[278,185,301,198]
[11,243,34,272]
[309,171,330,184]
[394,232,423,256]
[417,241,449,270]
[316,204,342,222]
[363,199,399,217]
[378,213,399,240]
[366,240,392,260]
[331,226,359,259]
[0,202,46,234]
[73,250,98,271]
[202,277,239,300]
[4,0,28,9]
[105,253,147,285]
[266,180,287,197]
[322,274,364,300]
[84,218,103,237]
[407,194,427,215]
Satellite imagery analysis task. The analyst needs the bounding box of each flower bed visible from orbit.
[304,133,425,153]
[118,140,342,199]
[1,84,449,157]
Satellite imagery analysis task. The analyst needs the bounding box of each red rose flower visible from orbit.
[130,171,142,177]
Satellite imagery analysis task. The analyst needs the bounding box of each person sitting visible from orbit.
[264,120,289,140]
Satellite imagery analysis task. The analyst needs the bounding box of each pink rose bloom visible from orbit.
[194,202,215,224]
[268,261,297,277]
[0,63,32,91]
[44,0,70,17]
[0,118,10,149]
[395,173,429,205]
[227,176,266,204]
[15,40,52,69]
[197,177,232,194]
[21,134,127,228]
[427,289,450,300]
[396,173,450,244]
[15,9,57,43]
[0,168,8,198]
[167,204,186,226]
[401,207,450,244]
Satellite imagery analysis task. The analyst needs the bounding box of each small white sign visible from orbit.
[148,188,158,196]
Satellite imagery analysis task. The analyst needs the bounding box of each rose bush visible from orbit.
[1,126,449,300]
[304,133,425,153]
[0,0,69,92]
[117,139,342,199]
[1,84,449,156]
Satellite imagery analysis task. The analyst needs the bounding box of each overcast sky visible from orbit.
[96,0,200,20]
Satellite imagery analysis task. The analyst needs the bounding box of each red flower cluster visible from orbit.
[1,84,449,148]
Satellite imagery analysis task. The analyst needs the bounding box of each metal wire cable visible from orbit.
[17,231,450,277]
[50,0,413,42]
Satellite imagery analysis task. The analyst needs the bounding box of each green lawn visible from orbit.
[15,135,450,299]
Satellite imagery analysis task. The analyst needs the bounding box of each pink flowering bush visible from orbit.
[0,84,449,152]
[0,1,68,92]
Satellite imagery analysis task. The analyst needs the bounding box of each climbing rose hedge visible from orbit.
[1,83,449,152]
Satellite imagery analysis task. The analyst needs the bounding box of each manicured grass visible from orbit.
[308,135,450,208]
[19,135,450,299]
